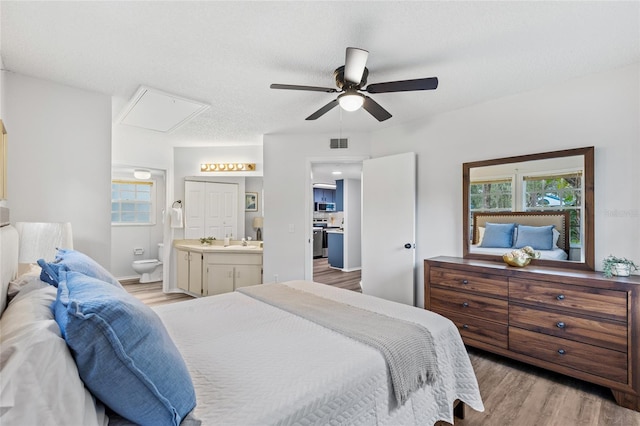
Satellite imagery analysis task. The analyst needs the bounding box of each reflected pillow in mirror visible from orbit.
[479,223,516,248]
[476,227,485,245]
[515,225,555,250]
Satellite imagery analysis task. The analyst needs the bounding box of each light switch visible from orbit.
[288,224,295,233]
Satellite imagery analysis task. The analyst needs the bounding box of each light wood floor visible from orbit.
[312,257,362,292]
[122,276,640,426]
[121,279,194,307]
[451,348,640,426]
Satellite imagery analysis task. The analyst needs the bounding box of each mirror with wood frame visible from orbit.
[462,146,594,270]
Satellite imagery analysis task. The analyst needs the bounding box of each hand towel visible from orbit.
[171,207,183,229]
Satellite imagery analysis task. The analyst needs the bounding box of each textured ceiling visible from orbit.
[1,1,639,148]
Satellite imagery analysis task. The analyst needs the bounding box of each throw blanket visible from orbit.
[237,284,439,405]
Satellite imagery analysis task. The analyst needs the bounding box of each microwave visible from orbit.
[315,202,336,212]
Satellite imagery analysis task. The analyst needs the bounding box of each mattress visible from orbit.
[470,245,568,260]
[154,280,484,425]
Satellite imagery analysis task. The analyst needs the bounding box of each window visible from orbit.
[112,180,155,225]
[523,172,582,244]
[469,179,513,212]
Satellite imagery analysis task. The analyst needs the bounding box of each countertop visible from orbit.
[325,229,344,234]
[173,239,263,254]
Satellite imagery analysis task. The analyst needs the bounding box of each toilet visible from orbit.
[132,243,164,283]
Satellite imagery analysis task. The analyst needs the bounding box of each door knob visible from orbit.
[404,243,413,249]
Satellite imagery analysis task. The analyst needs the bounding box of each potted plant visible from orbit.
[602,255,639,278]
[199,236,215,245]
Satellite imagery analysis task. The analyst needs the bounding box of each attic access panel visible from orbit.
[117,86,209,132]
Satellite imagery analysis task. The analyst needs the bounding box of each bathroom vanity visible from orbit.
[174,240,263,297]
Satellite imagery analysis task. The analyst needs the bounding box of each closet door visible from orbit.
[204,183,238,239]
[184,181,205,239]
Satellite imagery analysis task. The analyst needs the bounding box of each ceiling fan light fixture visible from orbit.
[338,92,364,112]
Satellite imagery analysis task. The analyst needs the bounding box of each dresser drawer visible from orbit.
[509,305,627,353]
[430,267,508,297]
[509,328,628,384]
[509,278,627,322]
[431,287,508,323]
[436,308,508,349]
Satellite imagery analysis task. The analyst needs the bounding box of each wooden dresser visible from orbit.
[424,256,640,412]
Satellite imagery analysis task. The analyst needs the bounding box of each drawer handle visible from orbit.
[462,279,469,285]
[462,324,469,329]
[556,294,565,301]
[462,302,469,308]
[558,349,566,355]
[556,322,566,329]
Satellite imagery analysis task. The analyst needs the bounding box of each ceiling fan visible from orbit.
[270,47,438,122]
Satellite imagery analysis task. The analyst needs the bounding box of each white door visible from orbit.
[361,152,416,305]
[204,183,238,239]
[184,181,205,239]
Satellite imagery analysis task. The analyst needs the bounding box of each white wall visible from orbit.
[262,132,371,283]
[4,72,113,267]
[0,58,4,118]
[370,63,639,307]
[244,176,263,241]
[343,178,361,271]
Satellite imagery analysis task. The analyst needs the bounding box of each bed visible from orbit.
[470,211,570,260]
[0,224,484,425]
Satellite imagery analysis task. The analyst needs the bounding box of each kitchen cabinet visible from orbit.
[335,179,344,211]
[205,252,262,296]
[327,231,344,268]
[314,188,335,203]
[176,248,203,295]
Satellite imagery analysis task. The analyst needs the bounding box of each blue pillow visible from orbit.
[479,222,516,248]
[38,249,122,288]
[54,270,196,426]
[515,225,555,250]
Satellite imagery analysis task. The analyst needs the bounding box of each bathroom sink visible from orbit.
[223,245,259,250]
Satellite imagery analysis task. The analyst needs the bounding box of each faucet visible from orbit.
[242,238,247,246]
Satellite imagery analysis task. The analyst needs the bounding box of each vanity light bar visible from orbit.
[200,163,256,172]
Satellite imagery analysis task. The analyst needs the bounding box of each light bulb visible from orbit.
[338,92,364,112]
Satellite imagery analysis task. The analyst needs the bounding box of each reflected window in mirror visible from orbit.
[522,171,582,247]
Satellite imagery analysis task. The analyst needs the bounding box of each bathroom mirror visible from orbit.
[463,146,594,270]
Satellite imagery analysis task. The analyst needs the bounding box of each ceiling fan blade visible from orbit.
[306,99,339,120]
[270,84,337,93]
[344,47,369,84]
[365,77,438,94]
[362,96,392,122]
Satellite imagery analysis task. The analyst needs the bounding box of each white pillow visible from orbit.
[552,228,560,248]
[477,226,485,245]
[0,284,107,425]
[7,263,44,301]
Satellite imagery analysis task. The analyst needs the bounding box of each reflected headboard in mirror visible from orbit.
[463,146,594,271]
[472,211,570,260]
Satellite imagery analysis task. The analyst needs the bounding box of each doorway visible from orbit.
[306,153,417,306]
[307,158,365,291]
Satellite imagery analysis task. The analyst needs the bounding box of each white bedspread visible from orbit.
[154,280,484,425]
[470,245,569,260]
